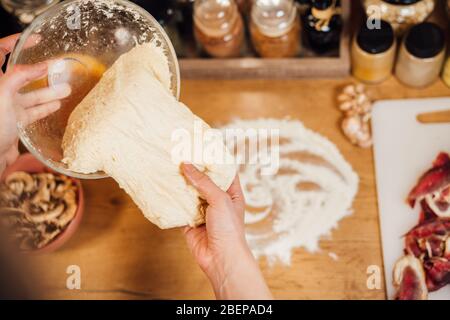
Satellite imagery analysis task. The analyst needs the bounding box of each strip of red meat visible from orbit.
[407,152,450,209]
[404,218,450,292]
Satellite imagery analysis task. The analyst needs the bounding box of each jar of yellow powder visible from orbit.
[351,20,396,84]
[395,22,446,88]
[443,56,450,88]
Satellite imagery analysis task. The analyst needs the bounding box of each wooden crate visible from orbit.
[179,0,351,79]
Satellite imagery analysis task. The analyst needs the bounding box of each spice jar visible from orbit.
[194,0,244,58]
[250,0,300,58]
[395,22,446,88]
[176,0,197,57]
[351,20,396,84]
[363,0,435,35]
[296,0,312,16]
[302,0,342,54]
[235,0,250,14]
[443,56,450,88]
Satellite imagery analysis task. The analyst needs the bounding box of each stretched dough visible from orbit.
[62,42,236,229]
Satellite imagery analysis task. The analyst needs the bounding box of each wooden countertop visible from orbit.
[30,77,450,300]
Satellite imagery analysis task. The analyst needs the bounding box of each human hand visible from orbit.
[181,163,272,300]
[0,34,71,174]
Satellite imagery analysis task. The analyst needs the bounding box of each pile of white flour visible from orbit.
[222,119,359,265]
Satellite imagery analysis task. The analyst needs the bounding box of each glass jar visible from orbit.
[194,0,244,58]
[443,55,450,88]
[363,0,435,35]
[236,0,250,14]
[351,20,396,84]
[176,0,196,57]
[1,0,60,24]
[296,0,312,16]
[302,0,342,54]
[250,0,300,58]
[395,22,446,88]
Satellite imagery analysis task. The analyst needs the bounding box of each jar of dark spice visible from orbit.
[194,0,244,58]
[395,22,446,88]
[302,0,342,54]
[250,0,300,58]
[176,0,196,57]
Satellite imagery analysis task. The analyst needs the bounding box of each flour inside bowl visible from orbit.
[221,119,359,265]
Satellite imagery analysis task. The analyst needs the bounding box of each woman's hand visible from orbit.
[0,34,71,174]
[181,163,273,300]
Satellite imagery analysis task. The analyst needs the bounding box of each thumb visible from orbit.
[3,63,47,94]
[181,163,228,206]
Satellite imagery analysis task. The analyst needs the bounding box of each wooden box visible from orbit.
[179,0,351,79]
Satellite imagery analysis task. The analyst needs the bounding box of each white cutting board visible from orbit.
[372,97,450,300]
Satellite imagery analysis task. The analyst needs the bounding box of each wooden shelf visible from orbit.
[180,0,351,79]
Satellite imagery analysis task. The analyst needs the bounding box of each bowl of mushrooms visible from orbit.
[0,153,84,253]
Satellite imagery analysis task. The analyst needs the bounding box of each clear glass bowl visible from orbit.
[8,0,180,179]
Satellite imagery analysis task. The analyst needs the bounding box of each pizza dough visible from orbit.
[62,42,236,229]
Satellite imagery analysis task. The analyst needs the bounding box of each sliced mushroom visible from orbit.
[54,177,74,198]
[36,228,61,249]
[5,172,35,194]
[0,184,18,205]
[0,171,79,250]
[56,190,77,228]
[31,174,53,206]
[25,203,65,224]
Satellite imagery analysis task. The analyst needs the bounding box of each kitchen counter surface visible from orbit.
[31,77,450,299]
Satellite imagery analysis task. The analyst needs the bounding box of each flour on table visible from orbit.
[221,119,358,265]
[328,252,339,261]
[62,42,236,229]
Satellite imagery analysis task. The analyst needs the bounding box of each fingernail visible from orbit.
[181,162,194,173]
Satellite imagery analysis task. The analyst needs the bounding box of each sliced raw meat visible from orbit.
[407,153,450,218]
[393,255,428,300]
[404,218,450,292]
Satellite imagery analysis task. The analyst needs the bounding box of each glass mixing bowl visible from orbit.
[8,0,180,179]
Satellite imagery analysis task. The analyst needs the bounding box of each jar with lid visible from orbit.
[250,0,300,58]
[235,0,250,14]
[193,0,244,58]
[395,22,446,88]
[302,0,342,54]
[295,0,312,16]
[443,55,450,88]
[1,0,60,24]
[176,0,197,57]
[351,20,396,84]
[363,0,435,35]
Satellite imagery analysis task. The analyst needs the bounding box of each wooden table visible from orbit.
[30,77,449,300]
